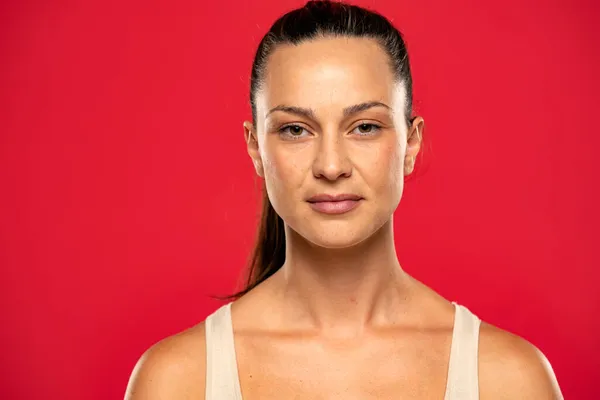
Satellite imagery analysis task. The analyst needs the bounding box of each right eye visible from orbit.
[279,125,309,140]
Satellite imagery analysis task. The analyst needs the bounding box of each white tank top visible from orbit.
[204,302,481,399]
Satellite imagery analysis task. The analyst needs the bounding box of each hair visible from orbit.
[229,0,416,299]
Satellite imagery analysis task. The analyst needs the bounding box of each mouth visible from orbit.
[306,193,363,215]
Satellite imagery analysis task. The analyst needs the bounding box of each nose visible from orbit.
[312,131,352,181]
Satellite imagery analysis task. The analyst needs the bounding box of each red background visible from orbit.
[1,0,599,398]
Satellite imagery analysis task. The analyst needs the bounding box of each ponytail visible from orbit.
[229,188,286,298]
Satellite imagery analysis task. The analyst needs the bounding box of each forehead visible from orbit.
[257,36,404,118]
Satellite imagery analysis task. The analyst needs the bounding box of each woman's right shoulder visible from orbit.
[124,320,208,400]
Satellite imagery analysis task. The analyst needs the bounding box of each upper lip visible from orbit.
[307,193,363,202]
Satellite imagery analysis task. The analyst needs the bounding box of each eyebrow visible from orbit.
[265,101,391,120]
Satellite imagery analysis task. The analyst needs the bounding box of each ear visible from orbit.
[243,120,264,178]
[404,116,424,176]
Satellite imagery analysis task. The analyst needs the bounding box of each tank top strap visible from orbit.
[444,302,481,400]
[204,303,243,400]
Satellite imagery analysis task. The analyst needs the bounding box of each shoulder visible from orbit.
[124,322,207,400]
[478,321,563,399]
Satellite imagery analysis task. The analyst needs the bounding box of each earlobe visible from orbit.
[254,160,264,178]
[403,155,415,175]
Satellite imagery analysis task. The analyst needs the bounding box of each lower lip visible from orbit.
[308,199,362,214]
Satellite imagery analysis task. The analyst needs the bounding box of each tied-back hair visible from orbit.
[229,0,415,299]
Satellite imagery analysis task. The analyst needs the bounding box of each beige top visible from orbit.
[205,302,481,399]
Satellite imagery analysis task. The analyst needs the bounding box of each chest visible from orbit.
[234,330,453,399]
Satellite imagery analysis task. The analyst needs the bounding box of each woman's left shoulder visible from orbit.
[477,321,564,399]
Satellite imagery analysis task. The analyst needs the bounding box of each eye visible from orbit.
[352,123,381,136]
[279,124,309,140]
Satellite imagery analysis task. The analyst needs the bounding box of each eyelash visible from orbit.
[278,123,382,140]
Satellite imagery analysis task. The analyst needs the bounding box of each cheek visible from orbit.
[358,142,404,214]
[260,142,310,203]
[358,140,404,192]
[390,142,405,185]
[262,149,297,183]
[383,128,407,198]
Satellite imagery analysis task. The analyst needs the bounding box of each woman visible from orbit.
[125,1,563,398]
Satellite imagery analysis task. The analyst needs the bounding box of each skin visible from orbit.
[125,37,564,399]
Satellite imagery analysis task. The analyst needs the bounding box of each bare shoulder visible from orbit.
[124,322,206,400]
[478,321,563,399]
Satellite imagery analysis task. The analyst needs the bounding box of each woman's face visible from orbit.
[245,37,422,249]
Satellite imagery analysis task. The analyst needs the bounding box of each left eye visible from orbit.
[352,123,380,135]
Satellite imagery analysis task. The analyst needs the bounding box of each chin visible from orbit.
[296,218,385,249]
[306,231,367,249]
[281,204,394,250]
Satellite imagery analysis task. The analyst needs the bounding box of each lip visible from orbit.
[307,193,363,202]
[306,193,363,215]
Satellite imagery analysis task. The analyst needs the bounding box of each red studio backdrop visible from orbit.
[1,0,599,398]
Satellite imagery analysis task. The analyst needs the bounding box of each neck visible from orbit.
[276,219,409,335]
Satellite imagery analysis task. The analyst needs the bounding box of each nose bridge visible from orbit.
[312,126,351,180]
